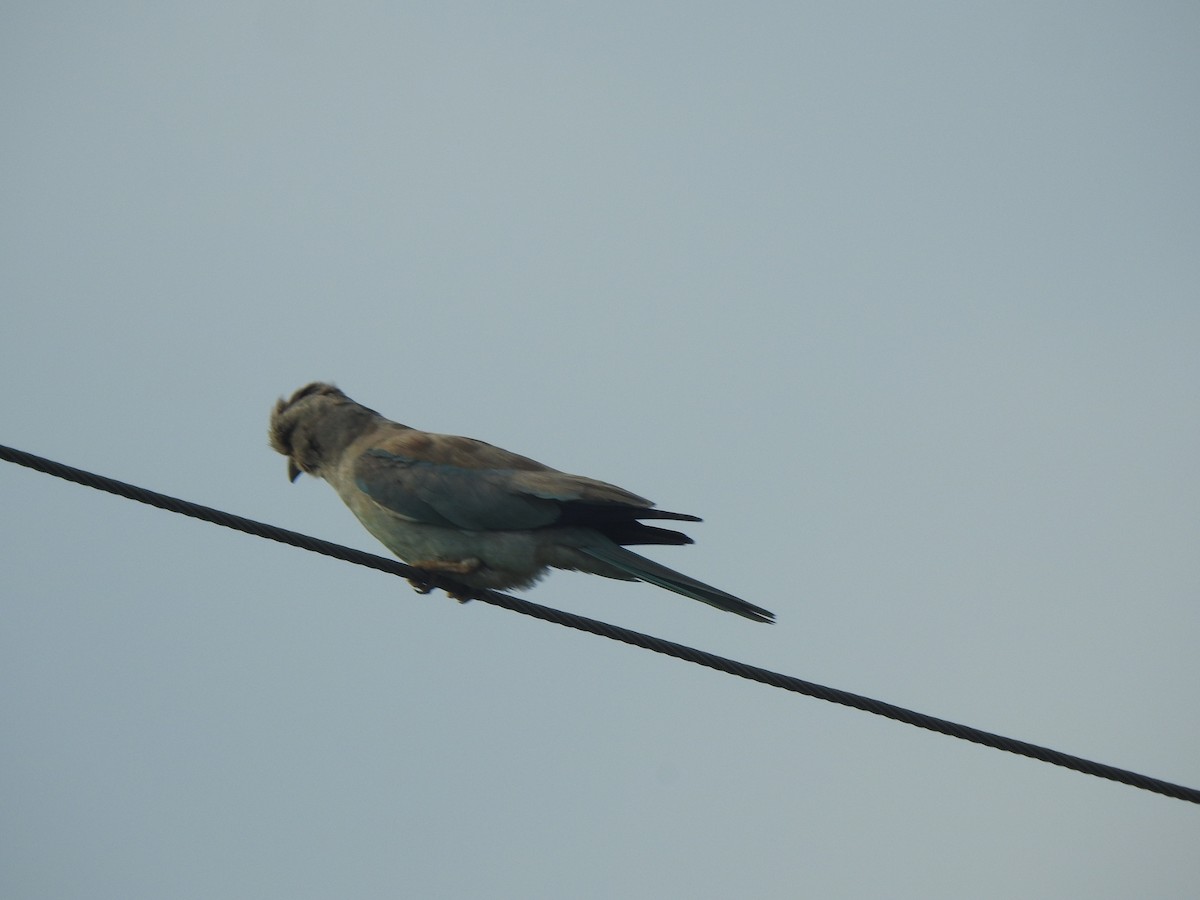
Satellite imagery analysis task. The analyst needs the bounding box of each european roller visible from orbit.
[269,383,773,623]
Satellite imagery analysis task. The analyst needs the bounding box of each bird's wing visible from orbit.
[350,431,658,531]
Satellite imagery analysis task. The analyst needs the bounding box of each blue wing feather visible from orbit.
[354,449,561,530]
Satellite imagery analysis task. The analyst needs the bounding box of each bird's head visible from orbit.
[269,382,374,482]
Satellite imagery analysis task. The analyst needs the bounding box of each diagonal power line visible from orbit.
[2,442,1197,805]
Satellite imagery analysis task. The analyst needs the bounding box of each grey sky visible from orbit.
[3,4,1198,898]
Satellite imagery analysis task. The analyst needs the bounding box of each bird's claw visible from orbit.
[408,559,482,603]
[406,576,435,595]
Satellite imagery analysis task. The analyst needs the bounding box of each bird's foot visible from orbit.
[408,558,482,603]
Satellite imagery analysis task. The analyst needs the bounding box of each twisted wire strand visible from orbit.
[3,442,1197,805]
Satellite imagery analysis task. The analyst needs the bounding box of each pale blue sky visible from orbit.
[3,4,1198,898]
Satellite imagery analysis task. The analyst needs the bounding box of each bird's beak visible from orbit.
[287,459,302,482]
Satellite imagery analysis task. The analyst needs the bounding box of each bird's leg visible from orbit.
[410,557,482,576]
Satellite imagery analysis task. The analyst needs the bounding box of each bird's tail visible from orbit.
[578,544,775,624]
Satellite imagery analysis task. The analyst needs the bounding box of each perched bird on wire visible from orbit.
[269,383,773,623]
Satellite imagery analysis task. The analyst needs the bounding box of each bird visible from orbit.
[269,382,773,623]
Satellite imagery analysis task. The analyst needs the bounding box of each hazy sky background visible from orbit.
[3,4,1198,898]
